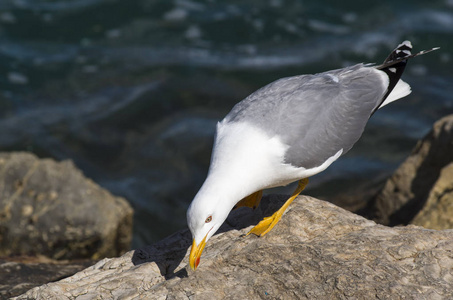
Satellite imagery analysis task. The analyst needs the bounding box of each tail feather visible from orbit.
[378,41,413,105]
[379,79,411,108]
[372,41,439,114]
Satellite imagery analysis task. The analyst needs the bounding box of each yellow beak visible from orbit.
[189,234,208,270]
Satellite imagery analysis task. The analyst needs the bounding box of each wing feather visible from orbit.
[225,64,388,168]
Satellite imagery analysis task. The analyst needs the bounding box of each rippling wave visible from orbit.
[0,0,452,247]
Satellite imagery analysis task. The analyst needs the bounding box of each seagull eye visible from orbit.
[205,216,212,223]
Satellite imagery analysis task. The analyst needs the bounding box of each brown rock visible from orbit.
[0,256,93,299]
[411,162,453,229]
[368,114,453,226]
[0,152,133,260]
[13,195,453,299]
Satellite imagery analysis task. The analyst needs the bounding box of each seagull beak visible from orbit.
[189,234,208,270]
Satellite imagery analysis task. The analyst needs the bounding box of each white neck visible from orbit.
[195,167,256,211]
[193,120,301,209]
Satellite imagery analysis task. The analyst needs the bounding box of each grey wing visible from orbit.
[226,64,388,169]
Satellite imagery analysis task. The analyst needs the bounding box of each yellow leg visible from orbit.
[234,190,263,210]
[246,178,309,237]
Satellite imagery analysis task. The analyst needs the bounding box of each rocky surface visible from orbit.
[411,162,453,229]
[14,194,453,299]
[0,256,93,299]
[0,152,133,260]
[367,114,453,227]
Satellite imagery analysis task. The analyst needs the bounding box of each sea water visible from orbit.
[0,0,452,247]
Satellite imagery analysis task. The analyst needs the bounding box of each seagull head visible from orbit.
[186,192,233,270]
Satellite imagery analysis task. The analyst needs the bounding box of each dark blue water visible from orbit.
[1,0,452,248]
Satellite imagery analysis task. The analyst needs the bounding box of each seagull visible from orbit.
[187,41,438,270]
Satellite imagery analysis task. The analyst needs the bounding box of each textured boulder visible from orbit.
[14,195,453,299]
[0,152,133,260]
[369,114,453,226]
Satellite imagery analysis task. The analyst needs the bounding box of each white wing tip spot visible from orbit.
[399,40,413,49]
[396,49,411,56]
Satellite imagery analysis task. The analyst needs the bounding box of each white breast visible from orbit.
[208,120,343,194]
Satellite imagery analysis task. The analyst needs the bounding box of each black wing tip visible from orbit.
[377,41,440,70]
[372,42,439,115]
[382,40,413,64]
[397,40,413,50]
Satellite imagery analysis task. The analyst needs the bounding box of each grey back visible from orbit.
[225,64,387,169]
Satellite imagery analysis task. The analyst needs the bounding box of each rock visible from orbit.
[366,114,453,226]
[0,152,133,260]
[13,195,453,299]
[411,162,453,229]
[0,256,93,299]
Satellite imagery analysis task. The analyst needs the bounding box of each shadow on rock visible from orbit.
[131,229,192,280]
[130,194,288,280]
